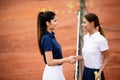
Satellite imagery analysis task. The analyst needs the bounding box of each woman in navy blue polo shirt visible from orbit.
[37,11,75,80]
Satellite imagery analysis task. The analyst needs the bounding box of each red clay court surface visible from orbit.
[0,0,120,80]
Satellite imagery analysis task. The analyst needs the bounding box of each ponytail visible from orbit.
[37,11,56,55]
[98,25,105,37]
[37,12,44,55]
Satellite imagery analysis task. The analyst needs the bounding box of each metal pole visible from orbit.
[75,0,85,80]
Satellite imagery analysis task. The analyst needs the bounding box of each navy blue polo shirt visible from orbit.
[40,31,63,64]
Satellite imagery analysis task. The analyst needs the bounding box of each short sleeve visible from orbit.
[99,38,109,51]
[41,36,52,51]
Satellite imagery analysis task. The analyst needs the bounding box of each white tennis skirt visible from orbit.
[42,65,65,80]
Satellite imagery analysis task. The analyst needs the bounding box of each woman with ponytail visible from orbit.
[37,11,76,80]
[76,13,109,80]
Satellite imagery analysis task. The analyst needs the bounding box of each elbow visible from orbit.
[104,56,109,65]
[47,61,54,66]
[106,54,109,62]
[47,63,53,66]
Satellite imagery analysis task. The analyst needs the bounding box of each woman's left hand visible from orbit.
[95,72,101,80]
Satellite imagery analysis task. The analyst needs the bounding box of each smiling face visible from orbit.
[82,17,93,33]
[82,17,95,33]
[46,16,58,32]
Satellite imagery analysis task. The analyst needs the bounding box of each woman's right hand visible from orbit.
[67,55,76,64]
[67,55,83,64]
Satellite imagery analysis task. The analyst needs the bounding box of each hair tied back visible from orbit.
[40,12,44,17]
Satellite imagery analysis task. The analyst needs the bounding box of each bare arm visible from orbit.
[96,50,109,79]
[99,50,109,73]
[45,51,75,66]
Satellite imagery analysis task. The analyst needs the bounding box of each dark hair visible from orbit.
[84,13,105,37]
[37,11,56,55]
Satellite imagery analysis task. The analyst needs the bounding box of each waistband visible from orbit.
[84,66,99,71]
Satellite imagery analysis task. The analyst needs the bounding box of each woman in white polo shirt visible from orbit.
[77,13,109,80]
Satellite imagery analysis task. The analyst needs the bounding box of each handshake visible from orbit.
[67,55,83,64]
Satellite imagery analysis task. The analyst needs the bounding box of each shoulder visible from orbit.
[41,34,51,41]
[42,34,50,38]
[96,34,108,43]
[97,34,109,51]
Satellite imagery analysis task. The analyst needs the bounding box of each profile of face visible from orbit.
[82,17,94,32]
[46,16,58,31]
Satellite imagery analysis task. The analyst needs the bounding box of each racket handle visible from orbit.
[94,71,100,80]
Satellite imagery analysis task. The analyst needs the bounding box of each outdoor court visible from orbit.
[0,0,120,80]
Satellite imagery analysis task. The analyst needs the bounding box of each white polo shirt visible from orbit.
[82,31,109,69]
